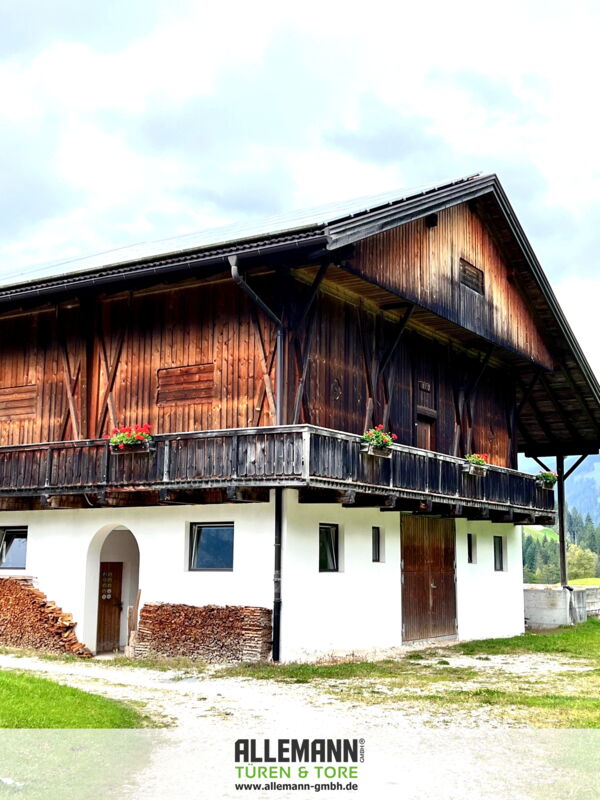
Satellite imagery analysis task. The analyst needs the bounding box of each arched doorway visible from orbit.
[84,525,140,654]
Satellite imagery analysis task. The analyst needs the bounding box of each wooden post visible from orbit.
[556,454,568,586]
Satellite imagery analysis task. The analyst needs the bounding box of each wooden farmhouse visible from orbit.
[0,173,598,661]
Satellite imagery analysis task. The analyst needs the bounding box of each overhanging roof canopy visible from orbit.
[0,173,597,458]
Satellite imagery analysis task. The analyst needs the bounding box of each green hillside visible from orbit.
[522,525,558,542]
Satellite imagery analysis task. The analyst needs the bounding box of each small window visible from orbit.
[0,528,27,569]
[372,527,384,562]
[460,259,484,295]
[189,523,234,571]
[493,535,505,572]
[467,533,477,564]
[319,524,339,572]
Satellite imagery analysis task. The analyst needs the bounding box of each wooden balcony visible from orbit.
[0,425,555,520]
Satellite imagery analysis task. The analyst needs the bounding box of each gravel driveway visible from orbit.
[0,652,598,800]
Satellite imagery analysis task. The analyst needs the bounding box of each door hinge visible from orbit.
[401,574,405,584]
[402,623,405,636]
[401,558,404,570]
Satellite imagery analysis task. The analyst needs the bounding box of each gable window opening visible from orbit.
[0,528,27,570]
[460,259,485,295]
[189,523,234,571]
[493,535,506,572]
[467,533,477,564]
[372,526,384,562]
[319,523,339,572]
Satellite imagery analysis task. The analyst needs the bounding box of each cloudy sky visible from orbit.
[1,0,599,374]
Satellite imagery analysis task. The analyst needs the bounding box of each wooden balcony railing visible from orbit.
[0,425,555,516]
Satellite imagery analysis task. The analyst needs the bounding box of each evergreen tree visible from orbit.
[569,508,585,545]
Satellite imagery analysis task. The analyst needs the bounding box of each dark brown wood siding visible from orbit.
[0,281,278,446]
[292,291,517,467]
[352,202,553,368]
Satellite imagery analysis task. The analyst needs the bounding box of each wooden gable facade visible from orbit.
[0,174,596,524]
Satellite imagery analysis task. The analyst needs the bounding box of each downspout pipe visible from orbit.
[229,254,284,661]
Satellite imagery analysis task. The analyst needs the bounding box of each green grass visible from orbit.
[565,577,600,586]
[0,644,206,673]
[219,659,477,684]
[0,670,150,728]
[452,618,600,661]
[221,621,600,727]
[338,686,600,728]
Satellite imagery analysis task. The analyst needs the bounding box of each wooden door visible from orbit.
[401,517,456,641]
[97,562,123,652]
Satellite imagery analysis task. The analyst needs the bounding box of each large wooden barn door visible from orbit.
[97,562,123,653]
[401,517,456,641]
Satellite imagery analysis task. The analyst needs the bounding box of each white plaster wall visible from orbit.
[280,490,402,662]
[455,520,524,640]
[0,500,275,653]
[1,496,525,659]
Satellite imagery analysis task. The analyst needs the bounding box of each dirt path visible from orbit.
[0,652,595,799]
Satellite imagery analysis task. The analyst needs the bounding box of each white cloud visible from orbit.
[0,0,599,304]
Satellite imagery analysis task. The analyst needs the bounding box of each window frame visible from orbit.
[467,533,477,564]
[372,526,384,563]
[0,527,28,570]
[189,522,234,572]
[319,523,339,572]
[493,535,506,572]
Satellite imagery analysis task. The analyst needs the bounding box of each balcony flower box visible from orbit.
[110,441,155,455]
[107,424,154,454]
[536,471,557,489]
[360,425,397,458]
[462,453,490,477]
[462,463,488,477]
[360,442,392,459]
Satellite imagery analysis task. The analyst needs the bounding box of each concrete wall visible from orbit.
[585,587,600,618]
[455,520,525,641]
[524,586,588,628]
[280,490,402,661]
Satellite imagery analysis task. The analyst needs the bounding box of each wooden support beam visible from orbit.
[535,514,556,526]
[464,345,494,454]
[490,509,514,523]
[565,454,589,481]
[58,334,81,441]
[249,305,277,424]
[379,304,415,377]
[538,372,581,442]
[96,308,128,437]
[532,455,552,473]
[515,374,557,444]
[515,369,541,417]
[340,489,356,506]
[560,363,600,436]
[513,512,535,525]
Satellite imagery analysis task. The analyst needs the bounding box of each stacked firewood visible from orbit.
[0,576,92,657]
[134,603,272,662]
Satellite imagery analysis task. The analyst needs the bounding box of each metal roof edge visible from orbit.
[325,173,496,248]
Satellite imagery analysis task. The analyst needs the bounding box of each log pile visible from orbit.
[0,576,92,657]
[134,603,272,662]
